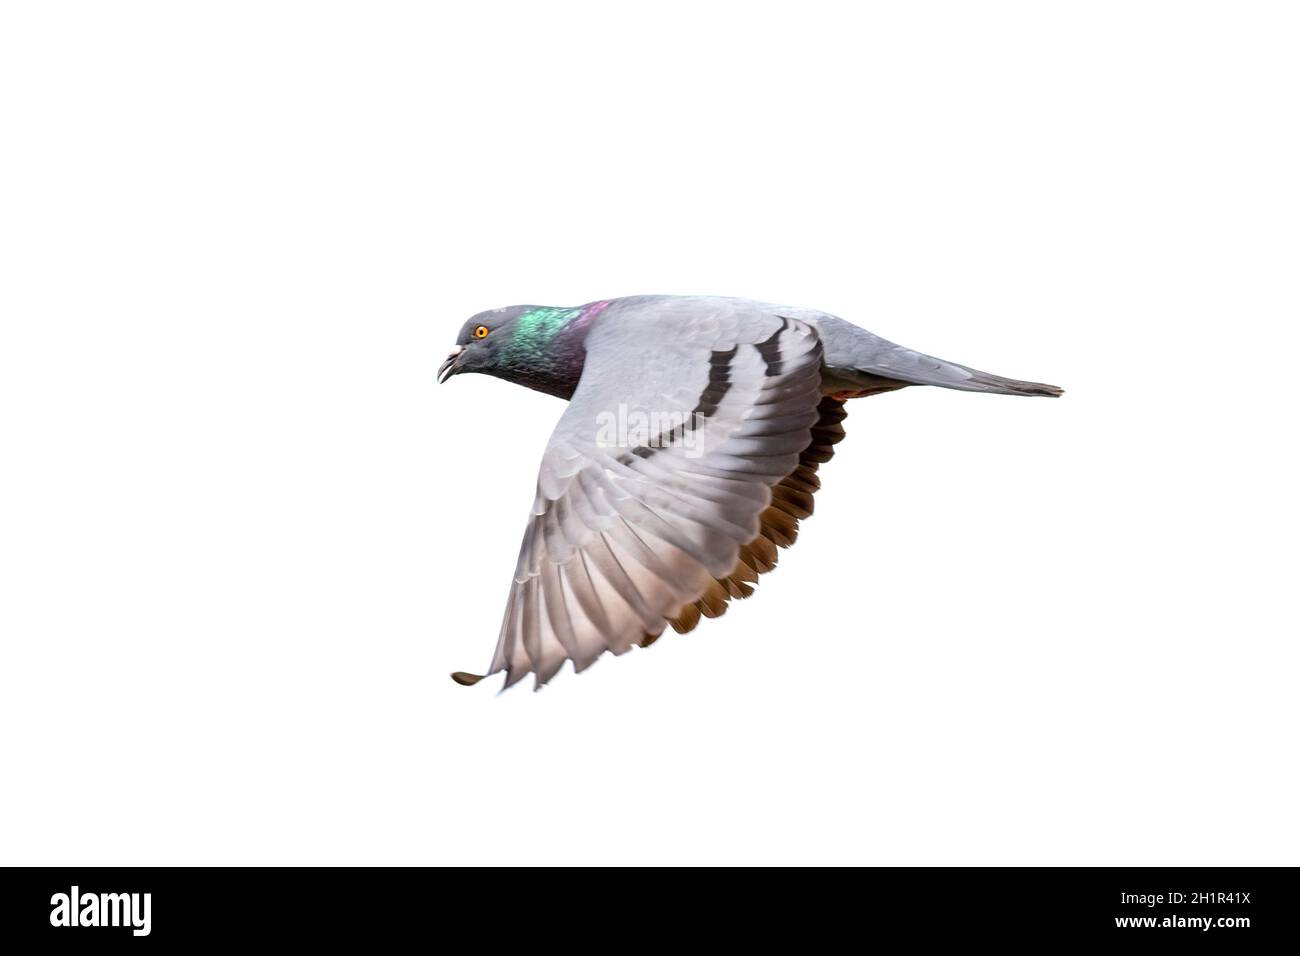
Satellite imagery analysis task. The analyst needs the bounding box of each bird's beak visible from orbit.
[437,345,465,384]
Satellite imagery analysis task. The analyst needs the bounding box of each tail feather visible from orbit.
[960,369,1064,397]
[803,313,1063,398]
[848,346,1064,398]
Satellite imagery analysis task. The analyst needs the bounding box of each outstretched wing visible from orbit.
[658,394,848,637]
[457,306,826,689]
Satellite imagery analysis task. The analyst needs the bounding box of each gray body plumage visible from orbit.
[440,295,1062,690]
[599,296,1063,399]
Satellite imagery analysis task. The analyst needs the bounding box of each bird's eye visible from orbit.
[474,325,490,339]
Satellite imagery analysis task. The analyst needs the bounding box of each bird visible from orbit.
[438,295,1062,690]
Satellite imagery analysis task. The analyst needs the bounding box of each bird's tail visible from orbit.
[952,368,1064,397]
[845,347,1064,397]
[807,313,1063,398]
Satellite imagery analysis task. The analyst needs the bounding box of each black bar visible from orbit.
[1,866,1294,945]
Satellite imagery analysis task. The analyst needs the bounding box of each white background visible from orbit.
[2,1,1296,866]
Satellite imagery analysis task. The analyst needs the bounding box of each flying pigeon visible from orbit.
[439,295,1061,690]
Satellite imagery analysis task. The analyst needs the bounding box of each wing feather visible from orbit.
[457,306,827,689]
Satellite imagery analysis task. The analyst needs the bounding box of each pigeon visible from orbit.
[438,295,1061,690]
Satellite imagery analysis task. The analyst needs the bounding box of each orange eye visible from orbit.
[473,325,489,339]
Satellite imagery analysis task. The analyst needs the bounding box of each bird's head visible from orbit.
[437,305,535,384]
[438,303,597,399]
